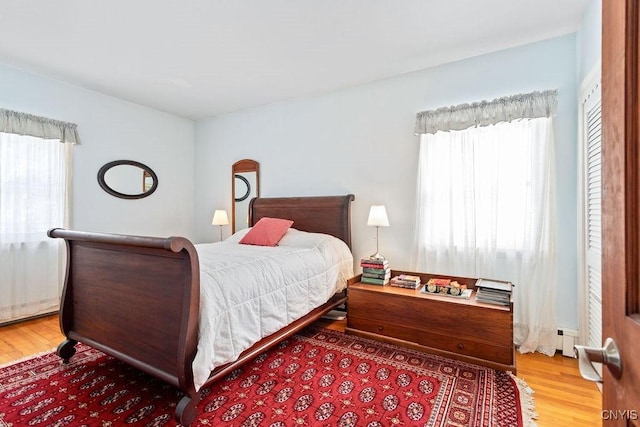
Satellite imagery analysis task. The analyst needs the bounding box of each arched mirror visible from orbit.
[232,159,259,233]
[97,160,158,199]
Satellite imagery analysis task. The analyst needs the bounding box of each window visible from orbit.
[412,91,558,355]
[414,118,553,255]
[0,109,77,324]
[1,134,67,243]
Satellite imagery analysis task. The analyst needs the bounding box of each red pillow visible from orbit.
[239,217,294,246]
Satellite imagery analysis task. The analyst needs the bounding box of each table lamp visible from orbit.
[367,205,389,260]
[211,210,229,241]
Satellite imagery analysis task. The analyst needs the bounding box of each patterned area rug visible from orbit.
[0,327,536,426]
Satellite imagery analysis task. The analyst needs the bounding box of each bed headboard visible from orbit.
[249,194,355,249]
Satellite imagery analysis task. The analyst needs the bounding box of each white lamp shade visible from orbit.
[367,205,389,227]
[211,210,229,226]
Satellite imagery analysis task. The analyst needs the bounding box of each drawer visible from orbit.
[348,315,513,366]
[347,315,418,343]
[416,329,513,365]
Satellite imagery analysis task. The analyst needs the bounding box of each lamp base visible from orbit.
[369,252,386,261]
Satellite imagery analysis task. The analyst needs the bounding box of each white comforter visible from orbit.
[192,228,353,390]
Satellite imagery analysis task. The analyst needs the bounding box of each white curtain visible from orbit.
[0,119,75,324]
[411,117,558,356]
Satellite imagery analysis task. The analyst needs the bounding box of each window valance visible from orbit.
[0,108,80,144]
[414,89,558,135]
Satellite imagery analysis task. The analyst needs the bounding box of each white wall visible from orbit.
[0,63,195,238]
[577,0,602,82]
[195,34,579,330]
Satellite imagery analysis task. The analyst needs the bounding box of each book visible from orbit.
[476,288,511,306]
[395,274,420,284]
[477,288,510,296]
[360,276,390,285]
[477,293,510,302]
[476,297,510,306]
[362,267,390,274]
[360,262,389,269]
[390,278,419,286]
[389,280,421,289]
[362,271,391,280]
[360,258,389,265]
[360,260,389,270]
[475,279,512,306]
[390,274,421,289]
[475,278,512,293]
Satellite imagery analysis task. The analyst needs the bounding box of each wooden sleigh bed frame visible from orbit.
[47,194,354,426]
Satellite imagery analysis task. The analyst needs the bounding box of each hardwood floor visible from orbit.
[0,314,64,364]
[1,315,602,426]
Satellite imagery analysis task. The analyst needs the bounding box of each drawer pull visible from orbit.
[457,343,464,350]
[377,326,384,332]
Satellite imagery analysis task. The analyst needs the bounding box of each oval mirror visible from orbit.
[97,160,158,199]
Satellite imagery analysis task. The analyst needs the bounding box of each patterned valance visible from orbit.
[414,90,558,135]
[0,108,80,144]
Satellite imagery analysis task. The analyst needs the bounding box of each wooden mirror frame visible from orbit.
[232,159,259,233]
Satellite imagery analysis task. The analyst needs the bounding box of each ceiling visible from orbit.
[0,1,588,120]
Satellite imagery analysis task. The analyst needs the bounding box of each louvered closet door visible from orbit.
[582,79,602,349]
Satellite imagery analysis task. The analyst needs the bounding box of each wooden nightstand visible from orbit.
[345,270,516,373]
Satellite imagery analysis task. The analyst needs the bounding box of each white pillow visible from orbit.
[223,228,251,244]
[277,228,330,247]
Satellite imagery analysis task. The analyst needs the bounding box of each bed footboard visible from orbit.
[48,228,201,425]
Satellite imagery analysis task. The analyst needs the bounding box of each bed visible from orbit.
[47,194,355,426]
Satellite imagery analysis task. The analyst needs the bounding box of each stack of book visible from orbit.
[475,278,513,306]
[390,274,421,289]
[360,258,391,285]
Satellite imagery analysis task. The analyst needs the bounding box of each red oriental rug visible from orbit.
[0,327,536,426]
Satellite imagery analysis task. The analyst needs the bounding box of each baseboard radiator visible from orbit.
[556,328,579,357]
